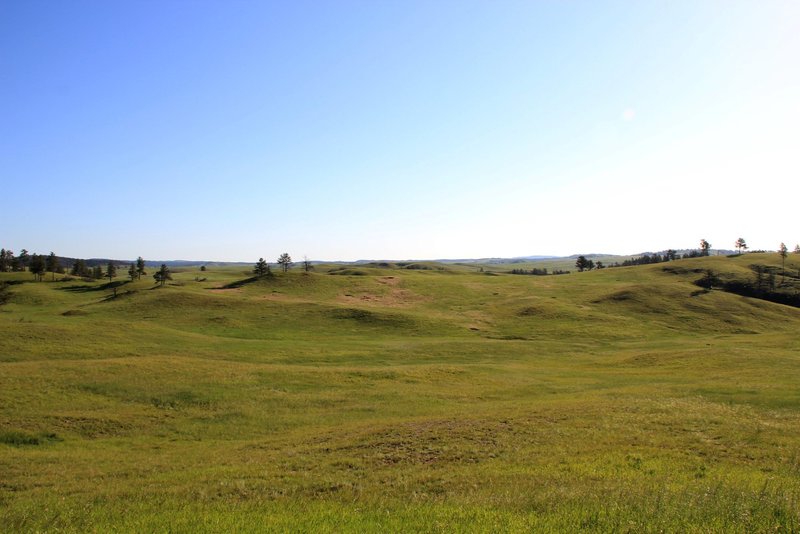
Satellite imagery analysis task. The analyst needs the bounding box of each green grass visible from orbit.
[1,253,800,531]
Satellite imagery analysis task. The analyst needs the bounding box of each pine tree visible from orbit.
[779,243,788,282]
[735,237,748,254]
[29,254,45,281]
[136,257,146,280]
[46,252,60,281]
[92,265,103,279]
[700,239,711,256]
[0,249,16,272]
[153,264,172,287]
[71,259,88,277]
[277,253,292,273]
[254,257,269,277]
[106,261,117,282]
[128,263,138,281]
[18,249,29,271]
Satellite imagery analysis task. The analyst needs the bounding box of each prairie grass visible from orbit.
[1,253,799,531]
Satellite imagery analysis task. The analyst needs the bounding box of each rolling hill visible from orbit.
[1,252,799,531]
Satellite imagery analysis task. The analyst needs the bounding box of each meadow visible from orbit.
[1,253,799,532]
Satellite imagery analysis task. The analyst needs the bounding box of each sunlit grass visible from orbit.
[1,253,799,531]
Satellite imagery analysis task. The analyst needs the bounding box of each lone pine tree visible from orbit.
[254,257,270,277]
[46,252,60,280]
[106,261,117,282]
[136,257,146,280]
[277,253,292,273]
[153,264,172,287]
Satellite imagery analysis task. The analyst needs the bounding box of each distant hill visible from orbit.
[30,249,741,272]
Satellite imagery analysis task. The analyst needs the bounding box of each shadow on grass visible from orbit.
[695,268,800,308]
[216,276,265,289]
[57,280,131,293]
[0,283,11,305]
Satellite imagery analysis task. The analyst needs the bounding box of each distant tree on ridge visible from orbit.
[779,243,788,282]
[277,253,292,273]
[735,237,748,254]
[71,259,89,277]
[46,252,60,281]
[18,249,29,271]
[106,261,117,283]
[153,264,172,287]
[254,257,270,277]
[30,254,45,281]
[136,257,146,280]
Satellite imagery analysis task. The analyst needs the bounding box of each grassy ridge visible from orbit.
[1,254,799,531]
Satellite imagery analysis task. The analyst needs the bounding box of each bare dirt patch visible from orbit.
[336,276,425,308]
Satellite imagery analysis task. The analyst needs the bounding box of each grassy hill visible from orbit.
[1,253,799,531]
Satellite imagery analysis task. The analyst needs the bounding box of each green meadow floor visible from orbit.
[1,254,800,532]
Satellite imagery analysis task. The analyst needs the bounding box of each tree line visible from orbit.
[586,239,800,271]
[0,248,309,289]
[2,241,798,282]
[509,267,570,276]
[696,261,800,308]
[252,253,313,278]
[0,250,177,288]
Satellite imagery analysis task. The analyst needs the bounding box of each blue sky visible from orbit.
[2,1,798,261]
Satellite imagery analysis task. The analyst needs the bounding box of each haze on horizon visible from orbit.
[2,1,798,263]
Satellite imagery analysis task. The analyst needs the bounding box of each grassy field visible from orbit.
[1,253,800,532]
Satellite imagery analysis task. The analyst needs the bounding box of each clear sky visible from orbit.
[2,1,798,261]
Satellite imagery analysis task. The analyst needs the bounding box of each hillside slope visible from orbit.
[1,253,799,531]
